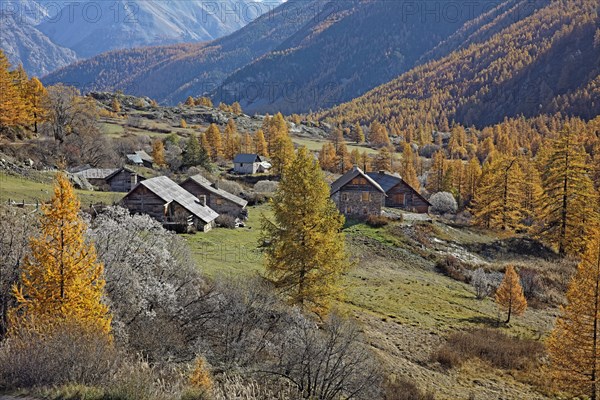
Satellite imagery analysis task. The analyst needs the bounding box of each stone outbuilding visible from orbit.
[330,166,386,219]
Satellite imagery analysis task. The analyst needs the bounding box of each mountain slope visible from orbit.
[36,0,284,58]
[43,0,324,101]
[0,1,77,76]
[318,0,600,128]
[211,0,498,114]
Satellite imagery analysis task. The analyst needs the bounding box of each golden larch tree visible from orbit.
[427,150,447,193]
[471,156,526,231]
[269,113,295,175]
[495,265,527,323]
[223,119,241,160]
[152,139,166,167]
[10,174,111,335]
[547,220,600,397]
[205,123,222,161]
[539,127,599,255]
[25,77,48,133]
[254,129,268,156]
[319,142,337,172]
[547,230,600,399]
[0,50,28,129]
[262,147,347,314]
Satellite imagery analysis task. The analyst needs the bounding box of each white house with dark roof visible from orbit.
[121,176,218,233]
[233,154,270,174]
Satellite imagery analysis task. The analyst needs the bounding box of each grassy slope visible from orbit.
[185,205,555,399]
[0,172,124,205]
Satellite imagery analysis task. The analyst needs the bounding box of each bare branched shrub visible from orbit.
[471,267,492,299]
[213,374,300,400]
[384,377,435,400]
[0,206,36,338]
[436,255,468,282]
[429,192,458,214]
[0,321,119,388]
[216,180,244,196]
[216,214,237,229]
[366,215,389,227]
[254,180,278,194]
[90,207,215,361]
[271,312,383,400]
[432,329,544,370]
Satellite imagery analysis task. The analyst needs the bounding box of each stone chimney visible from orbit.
[196,195,207,207]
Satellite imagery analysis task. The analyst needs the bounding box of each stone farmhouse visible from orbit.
[180,174,248,218]
[330,167,386,219]
[330,167,430,218]
[121,176,218,233]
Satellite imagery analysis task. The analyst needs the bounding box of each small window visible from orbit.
[342,193,349,201]
[361,191,370,202]
[363,207,368,215]
[216,198,224,205]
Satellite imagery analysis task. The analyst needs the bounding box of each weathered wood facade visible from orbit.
[330,167,386,219]
[121,176,218,233]
[106,167,145,192]
[367,171,431,213]
[180,175,248,218]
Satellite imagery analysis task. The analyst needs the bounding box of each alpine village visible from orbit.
[0,1,599,399]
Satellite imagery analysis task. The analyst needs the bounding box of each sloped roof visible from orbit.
[75,168,118,180]
[135,150,153,162]
[127,154,143,164]
[233,154,266,163]
[134,176,218,223]
[330,166,385,195]
[367,171,431,206]
[105,167,145,182]
[127,150,153,164]
[182,175,248,208]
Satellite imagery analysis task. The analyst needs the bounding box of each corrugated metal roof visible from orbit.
[183,175,248,208]
[139,176,218,223]
[75,168,119,180]
[234,154,265,163]
[330,167,385,195]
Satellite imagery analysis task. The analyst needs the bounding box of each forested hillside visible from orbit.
[318,0,600,129]
[213,0,500,114]
[42,0,323,102]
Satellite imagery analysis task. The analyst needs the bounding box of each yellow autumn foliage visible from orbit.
[495,265,527,323]
[547,232,600,399]
[10,173,111,336]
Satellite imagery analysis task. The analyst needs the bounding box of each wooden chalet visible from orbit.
[121,176,218,233]
[105,167,146,192]
[367,171,431,213]
[330,166,386,219]
[180,175,248,218]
